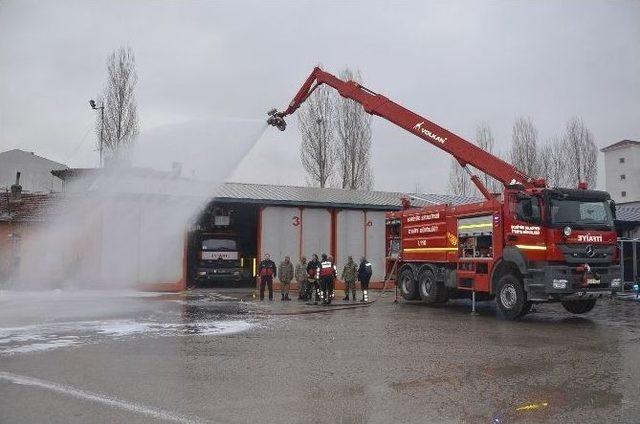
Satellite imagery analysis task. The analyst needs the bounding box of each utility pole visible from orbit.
[89,99,105,167]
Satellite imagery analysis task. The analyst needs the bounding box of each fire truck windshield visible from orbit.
[202,239,237,251]
[548,198,614,229]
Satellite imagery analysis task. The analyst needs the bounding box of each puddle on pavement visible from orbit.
[0,290,260,356]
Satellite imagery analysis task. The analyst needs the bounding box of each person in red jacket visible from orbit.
[258,254,277,301]
[317,253,337,305]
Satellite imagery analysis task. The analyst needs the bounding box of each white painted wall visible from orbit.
[260,206,300,265]
[604,144,640,203]
[336,210,365,277]
[301,208,330,260]
[365,211,386,281]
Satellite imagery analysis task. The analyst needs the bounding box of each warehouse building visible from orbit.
[188,183,475,291]
[4,165,476,291]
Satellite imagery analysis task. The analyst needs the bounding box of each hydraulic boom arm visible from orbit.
[267,67,544,199]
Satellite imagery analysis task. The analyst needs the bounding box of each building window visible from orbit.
[621,191,626,197]
[620,174,626,180]
[619,157,625,163]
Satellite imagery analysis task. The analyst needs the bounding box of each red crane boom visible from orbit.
[267,67,545,199]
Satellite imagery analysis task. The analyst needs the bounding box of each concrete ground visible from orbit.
[0,288,639,424]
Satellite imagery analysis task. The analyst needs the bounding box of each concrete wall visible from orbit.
[604,144,640,203]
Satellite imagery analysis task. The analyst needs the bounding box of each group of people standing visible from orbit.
[258,254,372,304]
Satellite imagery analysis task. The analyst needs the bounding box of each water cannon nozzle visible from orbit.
[266,109,287,131]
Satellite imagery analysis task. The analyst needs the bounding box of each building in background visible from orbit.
[5,164,476,291]
[0,149,68,193]
[601,140,640,205]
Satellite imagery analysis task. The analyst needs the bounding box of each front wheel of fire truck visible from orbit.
[561,299,597,315]
[495,273,527,320]
[398,266,419,301]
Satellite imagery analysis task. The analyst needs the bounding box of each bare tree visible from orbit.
[448,158,471,196]
[509,116,539,177]
[335,68,374,190]
[473,122,501,193]
[561,117,598,187]
[97,46,139,162]
[538,137,566,188]
[298,84,336,187]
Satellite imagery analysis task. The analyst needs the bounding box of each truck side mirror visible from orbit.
[609,200,617,220]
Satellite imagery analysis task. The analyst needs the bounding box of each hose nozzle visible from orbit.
[266,109,287,131]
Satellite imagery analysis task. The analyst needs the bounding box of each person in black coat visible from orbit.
[306,254,321,304]
[358,257,373,302]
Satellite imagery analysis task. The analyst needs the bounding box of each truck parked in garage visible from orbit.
[195,233,244,283]
[267,67,621,319]
[192,205,245,284]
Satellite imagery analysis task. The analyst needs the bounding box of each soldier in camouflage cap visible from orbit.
[341,256,358,301]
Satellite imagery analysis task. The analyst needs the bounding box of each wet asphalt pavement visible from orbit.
[0,289,639,424]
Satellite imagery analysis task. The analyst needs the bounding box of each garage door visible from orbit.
[301,208,331,260]
[337,210,365,275]
[365,211,386,281]
[260,206,301,263]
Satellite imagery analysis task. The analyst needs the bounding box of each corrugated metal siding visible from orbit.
[301,208,331,259]
[337,210,365,276]
[260,207,300,271]
[365,211,386,281]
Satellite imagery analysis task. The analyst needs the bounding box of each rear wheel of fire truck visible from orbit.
[495,273,526,320]
[398,266,419,300]
[418,268,442,304]
[561,299,597,314]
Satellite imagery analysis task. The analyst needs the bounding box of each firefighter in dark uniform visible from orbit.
[358,257,373,302]
[318,254,337,305]
[307,254,321,304]
[258,254,277,301]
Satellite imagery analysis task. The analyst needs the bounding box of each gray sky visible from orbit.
[1,0,638,193]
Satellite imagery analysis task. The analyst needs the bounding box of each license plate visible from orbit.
[587,278,600,285]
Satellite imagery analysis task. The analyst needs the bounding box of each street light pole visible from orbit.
[89,99,105,168]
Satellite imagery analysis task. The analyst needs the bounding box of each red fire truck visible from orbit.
[267,67,621,319]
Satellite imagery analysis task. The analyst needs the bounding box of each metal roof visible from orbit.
[214,182,478,210]
[616,204,640,223]
[600,139,640,152]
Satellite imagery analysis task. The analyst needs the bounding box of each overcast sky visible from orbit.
[1,0,638,193]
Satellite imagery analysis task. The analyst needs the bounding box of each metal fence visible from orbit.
[619,239,640,289]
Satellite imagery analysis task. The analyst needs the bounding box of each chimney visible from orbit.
[10,172,22,201]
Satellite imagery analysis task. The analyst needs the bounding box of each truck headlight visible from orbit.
[553,279,568,289]
[563,226,572,237]
[611,278,621,288]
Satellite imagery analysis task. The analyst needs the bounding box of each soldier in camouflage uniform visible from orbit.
[279,256,294,301]
[341,256,358,301]
[295,256,308,300]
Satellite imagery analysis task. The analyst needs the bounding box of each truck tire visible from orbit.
[518,301,532,318]
[495,273,526,320]
[561,299,596,314]
[398,267,419,300]
[418,269,442,304]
